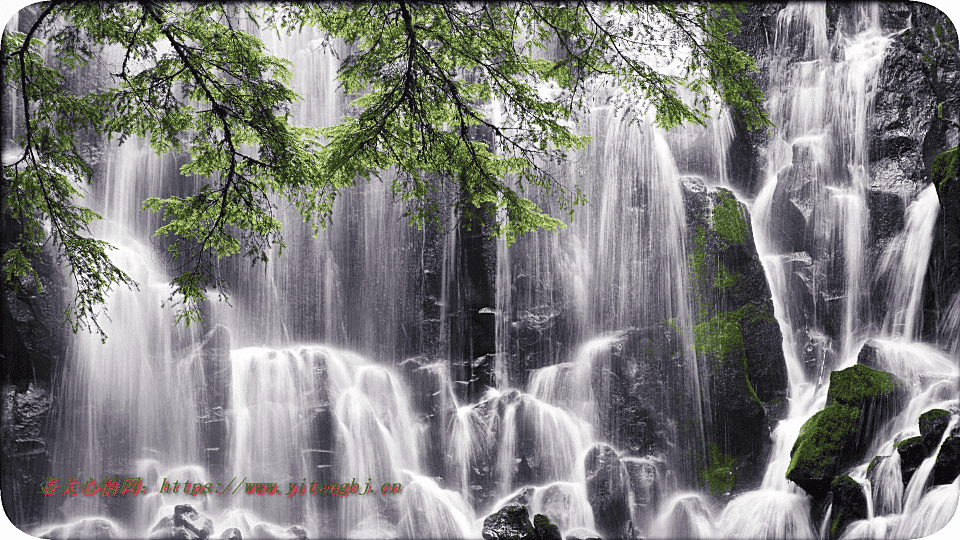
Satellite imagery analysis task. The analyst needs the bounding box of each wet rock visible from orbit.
[680,180,789,490]
[1,382,54,529]
[482,504,537,540]
[286,526,309,540]
[897,436,926,486]
[787,365,904,498]
[534,514,562,540]
[919,409,952,454]
[932,437,960,485]
[589,327,677,458]
[147,504,213,540]
[583,444,630,540]
[198,325,231,477]
[399,356,457,478]
[856,340,882,370]
[219,529,243,540]
[655,495,714,540]
[624,457,663,531]
[828,475,868,540]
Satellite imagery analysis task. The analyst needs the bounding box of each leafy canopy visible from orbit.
[1,1,770,337]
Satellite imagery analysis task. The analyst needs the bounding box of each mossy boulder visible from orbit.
[828,475,868,540]
[825,364,900,406]
[786,403,861,497]
[532,514,561,540]
[897,436,926,486]
[918,408,951,453]
[786,364,904,497]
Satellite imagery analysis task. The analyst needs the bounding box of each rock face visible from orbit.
[786,364,904,497]
[682,179,789,490]
[926,145,960,344]
[1,206,67,530]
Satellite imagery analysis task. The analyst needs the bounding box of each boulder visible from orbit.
[220,529,243,540]
[932,437,960,485]
[583,444,631,540]
[897,436,926,486]
[482,505,537,540]
[787,364,905,498]
[533,514,562,540]
[681,180,789,490]
[828,475,868,540]
[786,403,862,498]
[919,409,952,454]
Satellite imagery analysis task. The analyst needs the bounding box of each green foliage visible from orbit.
[3,1,771,334]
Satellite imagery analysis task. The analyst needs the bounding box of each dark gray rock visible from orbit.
[482,505,537,540]
[220,528,243,540]
[919,409,952,453]
[898,436,926,486]
[583,444,631,540]
[933,437,960,485]
[680,180,788,489]
[828,475,868,539]
[1,382,53,530]
[533,514,562,540]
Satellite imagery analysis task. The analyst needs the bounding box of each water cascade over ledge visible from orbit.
[4,2,958,540]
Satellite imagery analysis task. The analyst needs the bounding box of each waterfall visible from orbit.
[7,2,959,540]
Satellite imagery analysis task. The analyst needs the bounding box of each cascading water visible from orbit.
[9,2,959,540]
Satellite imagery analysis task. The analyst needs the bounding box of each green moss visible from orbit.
[712,190,750,245]
[897,436,923,451]
[827,364,897,406]
[786,403,861,480]
[743,359,762,405]
[714,264,739,290]
[920,408,950,424]
[866,455,885,477]
[700,443,737,497]
[933,146,958,190]
[688,226,710,321]
[693,308,746,362]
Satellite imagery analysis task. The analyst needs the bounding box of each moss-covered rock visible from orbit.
[925,146,960,343]
[786,364,904,498]
[919,408,951,453]
[681,179,789,492]
[786,403,861,497]
[897,436,926,486]
[826,364,899,406]
[829,475,868,540]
